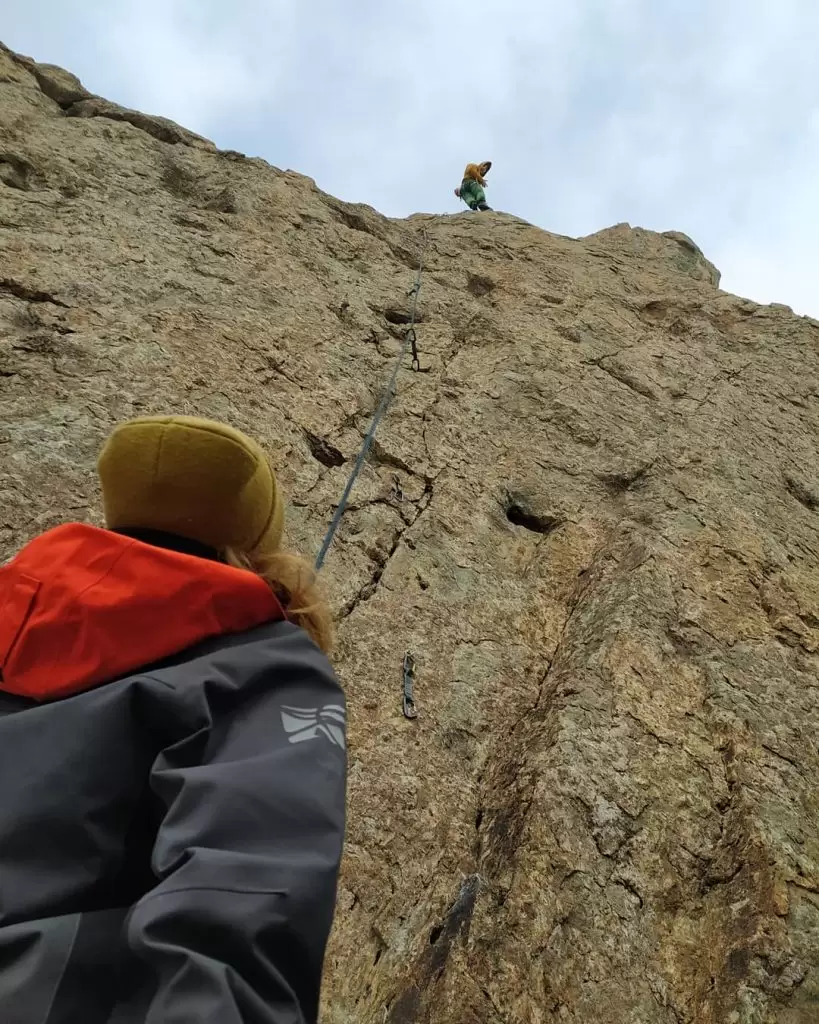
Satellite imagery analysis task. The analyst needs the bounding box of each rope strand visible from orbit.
[315,229,429,570]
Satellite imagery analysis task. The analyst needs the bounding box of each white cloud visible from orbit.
[4,0,819,315]
[96,2,265,128]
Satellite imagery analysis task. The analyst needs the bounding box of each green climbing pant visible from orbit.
[459,177,487,210]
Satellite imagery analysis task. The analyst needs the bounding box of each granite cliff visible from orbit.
[1,42,818,1024]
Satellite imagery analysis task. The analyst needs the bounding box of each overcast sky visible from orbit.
[6,1,819,316]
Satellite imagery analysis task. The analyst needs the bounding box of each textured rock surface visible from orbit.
[2,42,819,1024]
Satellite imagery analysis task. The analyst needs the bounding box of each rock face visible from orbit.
[2,41,819,1024]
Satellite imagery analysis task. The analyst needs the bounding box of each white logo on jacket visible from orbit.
[280,704,346,749]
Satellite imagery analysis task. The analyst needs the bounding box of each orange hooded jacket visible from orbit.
[463,161,492,187]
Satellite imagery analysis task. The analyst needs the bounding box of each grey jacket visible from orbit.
[0,524,346,1024]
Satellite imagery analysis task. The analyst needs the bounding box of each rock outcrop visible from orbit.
[2,42,818,1024]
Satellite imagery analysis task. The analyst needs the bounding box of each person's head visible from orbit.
[97,415,332,651]
[479,160,492,176]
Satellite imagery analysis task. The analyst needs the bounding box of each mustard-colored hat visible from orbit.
[97,415,284,555]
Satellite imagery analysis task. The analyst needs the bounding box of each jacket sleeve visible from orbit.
[125,625,347,1024]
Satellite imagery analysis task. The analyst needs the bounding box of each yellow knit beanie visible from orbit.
[97,416,284,555]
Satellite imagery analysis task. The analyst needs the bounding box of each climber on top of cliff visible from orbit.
[455,160,492,211]
[0,415,346,1024]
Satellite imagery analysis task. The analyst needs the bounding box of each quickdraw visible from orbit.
[406,326,421,372]
[401,647,415,720]
[405,279,425,372]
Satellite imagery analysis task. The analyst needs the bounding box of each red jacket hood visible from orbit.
[0,523,286,701]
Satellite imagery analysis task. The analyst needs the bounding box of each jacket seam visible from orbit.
[138,885,288,903]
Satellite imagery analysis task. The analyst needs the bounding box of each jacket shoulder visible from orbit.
[142,620,342,724]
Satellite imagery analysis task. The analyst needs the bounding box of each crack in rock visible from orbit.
[0,278,68,307]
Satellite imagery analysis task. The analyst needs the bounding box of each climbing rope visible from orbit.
[314,228,429,571]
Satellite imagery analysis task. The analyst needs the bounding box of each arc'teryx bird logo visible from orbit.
[280,704,346,749]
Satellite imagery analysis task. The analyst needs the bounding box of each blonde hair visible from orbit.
[224,548,334,653]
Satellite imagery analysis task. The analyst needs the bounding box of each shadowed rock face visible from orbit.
[2,39,818,1024]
